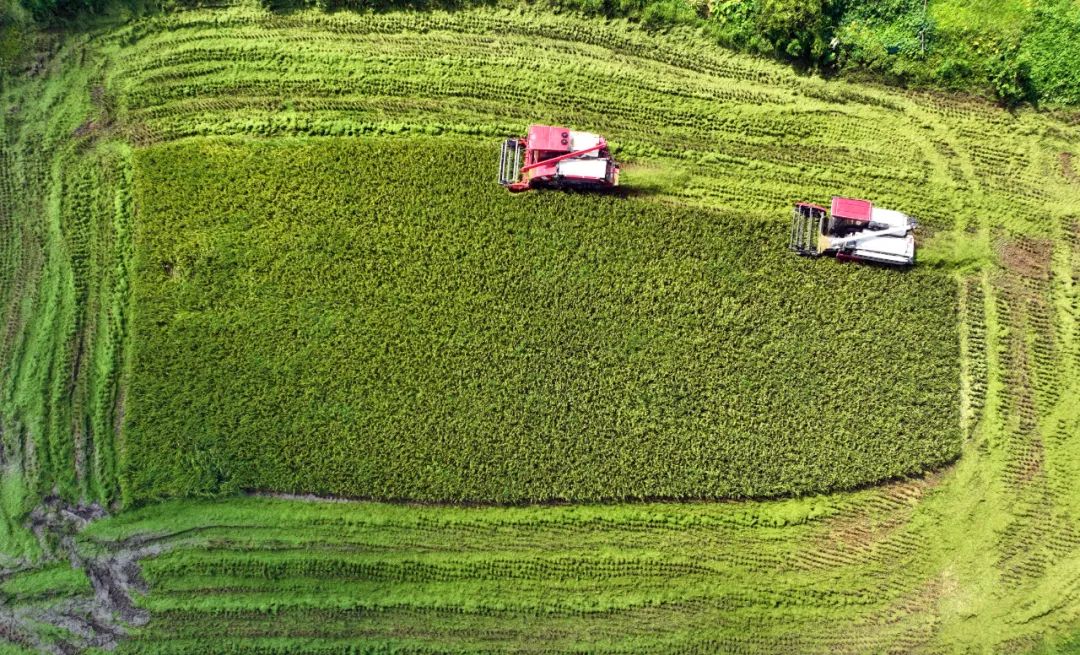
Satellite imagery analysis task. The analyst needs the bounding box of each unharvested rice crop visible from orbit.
[123,138,959,502]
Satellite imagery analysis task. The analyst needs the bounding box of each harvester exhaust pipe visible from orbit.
[498,139,523,187]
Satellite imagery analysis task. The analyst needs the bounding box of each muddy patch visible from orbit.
[1001,237,1053,280]
[0,497,159,654]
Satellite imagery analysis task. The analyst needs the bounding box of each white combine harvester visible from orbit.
[789,196,917,266]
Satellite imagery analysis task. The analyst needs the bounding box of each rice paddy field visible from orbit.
[0,3,1079,653]
[125,138,958,503]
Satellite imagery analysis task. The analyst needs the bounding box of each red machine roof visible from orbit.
[831,196,872,222]
[526,125,572,153]
[796,202,827,212]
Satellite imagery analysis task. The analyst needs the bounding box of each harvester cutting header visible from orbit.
[790,196,917,266]
[499,125,619,192]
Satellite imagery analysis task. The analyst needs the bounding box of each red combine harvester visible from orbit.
[790,196,917,266]
[499,125,619,192]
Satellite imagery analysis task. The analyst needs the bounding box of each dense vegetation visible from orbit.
[838,0,1080,105]
[0,3,1078,653]
[124,138,958,503]
[4,0,1080,106]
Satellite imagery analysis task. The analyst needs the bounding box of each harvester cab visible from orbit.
[790,196,917,266]
[499,125,620,192]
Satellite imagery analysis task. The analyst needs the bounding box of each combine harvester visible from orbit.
[499,125,620,192]
[790,196,917,266]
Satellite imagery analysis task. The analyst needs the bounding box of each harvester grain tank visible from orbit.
[790,196,917,266]
[499,125,620,192]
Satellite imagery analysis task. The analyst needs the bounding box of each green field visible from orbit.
[124,138,958,502]
[0,2,1078,653]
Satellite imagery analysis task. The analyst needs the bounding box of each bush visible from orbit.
[1022,0,1080,104]
[709,0,841,67]
[754,0,831,61]
[639,0,696,29]
[988,47,1035,107]
[0,0,30,67]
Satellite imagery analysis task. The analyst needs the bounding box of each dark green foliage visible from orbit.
[0,0,29,68]
[123,137,961,504]
[836,0,931,68]
[753,0,834,61]
[1022,0,1080,104]
[708,0,841,66]
[987,46,1035,107]
[21,0,107,21]
[835,0,1080,106]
